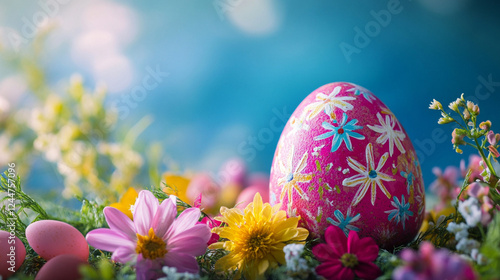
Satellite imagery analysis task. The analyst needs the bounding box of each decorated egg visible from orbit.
[26,220,89,261]
[269,82,425,249]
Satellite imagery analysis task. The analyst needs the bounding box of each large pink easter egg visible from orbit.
[269,82,425,249]
[26,220,89,261]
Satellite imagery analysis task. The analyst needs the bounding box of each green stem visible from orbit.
[454,170,472,223]
[474,138,498,179]
[464,142,477,149]
[478,224,486,241]
[482,137,488,149]
[452,120,467,131]
[440,109,467,130]
[458,113,470,131]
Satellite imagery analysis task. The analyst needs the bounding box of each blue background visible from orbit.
[1,0,500,188]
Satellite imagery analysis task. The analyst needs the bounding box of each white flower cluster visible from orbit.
[458,197,482,227]
[26,76,144,199]
[447,197,487,265]
[283,243,315,278]
[158,267,200,280]
[284,244,308,272]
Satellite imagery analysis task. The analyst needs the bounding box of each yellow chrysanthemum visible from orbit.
[109,187,138,219]
[209,193,309,280]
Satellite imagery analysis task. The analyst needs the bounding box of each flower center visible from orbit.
[286,172,294,183]
[136,228,168,260]
[338,127,344,134]
[340,253,359,268]
[243,227,272,260]
[369,170,378,179]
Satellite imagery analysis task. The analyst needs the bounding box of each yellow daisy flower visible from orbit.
[209,193,309,280]
[109,187,138,219]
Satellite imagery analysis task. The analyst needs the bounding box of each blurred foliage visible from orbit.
[0,31,165,201]
[477,214,500,279]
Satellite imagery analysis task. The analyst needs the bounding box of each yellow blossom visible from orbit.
[109,187,138,219]
[209,193,309,280]
[420,206,455,242]
[162,173,191,204]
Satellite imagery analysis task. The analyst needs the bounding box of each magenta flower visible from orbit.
[312,225,381,280]
[86,190,211,279]
[393,241,477,280]
[198,216,222,246]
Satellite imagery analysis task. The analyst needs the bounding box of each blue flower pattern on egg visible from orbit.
[327,208,361,236]
[314,112,365,152]
[385,195,414,230]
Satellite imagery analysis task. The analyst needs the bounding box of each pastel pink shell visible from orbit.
[269,82,425,249]
[26,220,89,261]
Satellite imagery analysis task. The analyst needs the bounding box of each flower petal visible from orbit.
[103,207,136,241]
[352,237,379,262]
[354,261,381,280]
[252,192,264,217]
[121,187,139,206]
[347,230,360,253]
[270,246,286,264]
[164,207,201,240]
[168,223,211,246]
[316,260,343,279]
[152,196,176,238]
[338,266,355,280]
[111,245,137,263]
[135,259,163,280]
[86,228,135,252]
[134,190,159,235]
[167,236,208,256]
[214,251,240,271]
[325,226,347,256]
[163,252,200,274]
[257,259,269,275]
[312,243,336,261]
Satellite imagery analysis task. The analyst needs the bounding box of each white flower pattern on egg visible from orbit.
[342,143,395,206]
[368,112,406,156]
[303,86,356,121]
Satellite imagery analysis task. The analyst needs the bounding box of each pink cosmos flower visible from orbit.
[86,190,211,280]
[393,241,477,280]
[312,225,381,280]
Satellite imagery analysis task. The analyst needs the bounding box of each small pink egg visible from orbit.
[35,254,88,280]
[235,185,270,209]
[247,173,270,191]
[218,158,247,186]
[187,173,221,213]
[26,220,89,261]
[0,230,26,278]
